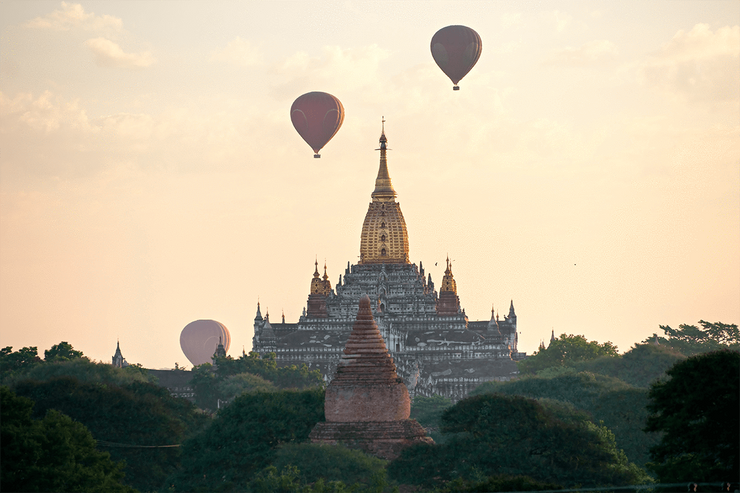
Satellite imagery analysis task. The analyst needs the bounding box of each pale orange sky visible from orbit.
[1,1,738,369]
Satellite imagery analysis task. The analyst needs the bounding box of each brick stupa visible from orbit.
[309,295,433,459]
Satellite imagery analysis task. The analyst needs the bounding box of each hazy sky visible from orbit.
[1,1,738,369]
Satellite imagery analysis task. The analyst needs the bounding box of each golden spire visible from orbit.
[440,256,457,294]
[310,257,324,294]
[359,120,410,264]
[372,117,396,201]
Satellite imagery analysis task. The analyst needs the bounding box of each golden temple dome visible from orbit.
[359,121,410,265]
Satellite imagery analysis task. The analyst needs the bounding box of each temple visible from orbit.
[310,295,432,459]
[252,123,523,401]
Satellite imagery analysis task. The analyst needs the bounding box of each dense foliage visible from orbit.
[269,443,389,487]
[12,375,209,493]
[645,320,740,356]
[645,349,740,482]
[518,334,619,375]
[388,394,648,488]
[170,388,325,492]
[472,372,659,468]
[1,386,135,493]
[0,346,43,379]
[190,352,324,409]
[574,343,685,388]
[409,394,453,444]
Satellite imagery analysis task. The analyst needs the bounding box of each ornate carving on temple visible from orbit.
[310,295,432,459]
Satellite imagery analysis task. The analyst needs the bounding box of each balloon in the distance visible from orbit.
[290,91,345,158]
[431,25,482,90]
[179,319,231,367]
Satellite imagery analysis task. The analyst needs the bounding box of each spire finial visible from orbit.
[372,117,395,201]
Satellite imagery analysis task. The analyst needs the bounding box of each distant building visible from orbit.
[252,125,525,402]
[112,341,129,368]
[147,369,196,403]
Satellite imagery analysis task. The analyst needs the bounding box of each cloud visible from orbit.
[640,24,740,102]
[271,44,390,99]
[544,40,618,65]
[501,12,522,28]
[542,10,572,33]
[211,37,262,67]
[85,38,156,69]
[23,2,122,32]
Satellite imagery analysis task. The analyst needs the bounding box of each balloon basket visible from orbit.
[314,154,321,158]
[453,86,460,91]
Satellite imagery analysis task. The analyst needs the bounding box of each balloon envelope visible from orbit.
[290,92,344,157]
[180,319,230,367]
[430,25,482,89]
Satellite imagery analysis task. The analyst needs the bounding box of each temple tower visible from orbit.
[436,256,461,316]
[359,121,410,265]
[310,295,432,459]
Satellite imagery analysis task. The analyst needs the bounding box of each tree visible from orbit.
[170,388,325,492]
[1,386,135,493]
[0,346,42,381]
[219,372,277,400]
[645,349,740,482]
[388,394,648,488]
[410,394,453,444]
[13,376,209,493]
[191,352,324,411]
[268,443,388,488]
[44,341,84,362]
[472,372,659,468]
[518,334,618,375]
[575,343,685,388]
[2,357,154,388]
[646,321,740,356]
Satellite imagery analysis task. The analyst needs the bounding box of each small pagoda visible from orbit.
[309,295,432,459]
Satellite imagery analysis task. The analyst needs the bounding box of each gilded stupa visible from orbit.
[252,123,523,402]
[359,121,410,265]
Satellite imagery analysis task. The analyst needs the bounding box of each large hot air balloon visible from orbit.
[430,25,482,90]
[179,319,230,367]
[290,91,344,158]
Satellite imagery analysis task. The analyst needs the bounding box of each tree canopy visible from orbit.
[518,334,618,375]
[170,388,325,492]
[645,349,740,483]
[472,372,659,468]
[190,352,324,410]
[645,320,740,356]
[409,394,453,444]
[1,386,135,493]
[44,341,85,362]
[12,375,209,493]
[0,346,42,380]
[388,394,648,488]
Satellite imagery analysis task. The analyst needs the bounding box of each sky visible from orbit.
[0,1,738,370]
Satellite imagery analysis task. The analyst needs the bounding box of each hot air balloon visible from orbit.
[290,91,344,158]
[179,319,230,367]
[430,25,482,90]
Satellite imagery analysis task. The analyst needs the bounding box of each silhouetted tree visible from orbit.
[1,386,135,493]
[645,321,740,356]
[518,334,618,375]
[645,349,740,482]
[0,346,42,381]
[170,388,325,492]
[13,376,208,492]
[44,341,84,362]
[389,394,648,488]
[472,372,659,468]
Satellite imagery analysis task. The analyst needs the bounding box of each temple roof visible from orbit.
[359,122,410,265]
